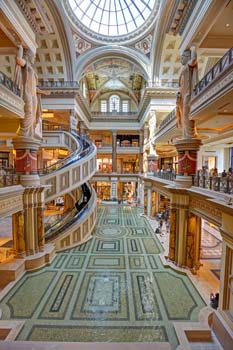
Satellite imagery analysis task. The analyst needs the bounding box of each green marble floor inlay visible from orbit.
[0,205,206,349]
[27,325,168,342]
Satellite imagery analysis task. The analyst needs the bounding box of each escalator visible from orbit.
[44,182,93,243]
[39,122,97,250]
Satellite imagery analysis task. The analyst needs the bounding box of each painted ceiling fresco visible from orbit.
[81,58,146,103]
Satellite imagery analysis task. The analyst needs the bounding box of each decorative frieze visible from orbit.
[189,196,222,224]
[0,194,23,217]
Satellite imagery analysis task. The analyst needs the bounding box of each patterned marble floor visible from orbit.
[0,205,206,349]
[200,229,222,259]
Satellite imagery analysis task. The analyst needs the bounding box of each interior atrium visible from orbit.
[0,0,233,349]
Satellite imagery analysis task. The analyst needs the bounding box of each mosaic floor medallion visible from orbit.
[96,225,127,239]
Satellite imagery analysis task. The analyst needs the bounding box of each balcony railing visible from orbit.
[42,120,70,131]
[0,71,20,96]
[150,171,176,181]
[0,174,20,187]
[146,81,179,88]
[192,174,233,194]
[91,111,137,117]
[156,108,176,134]
[193,47,233,97]
[38,81,79,89]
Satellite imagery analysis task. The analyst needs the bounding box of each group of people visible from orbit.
[199,166,233,178]
[221,168,233,178]
[154,210,170,234]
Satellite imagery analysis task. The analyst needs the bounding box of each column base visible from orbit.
[20,174,40,187]
[175,175,193,188]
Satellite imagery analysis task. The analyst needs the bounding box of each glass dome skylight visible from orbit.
[68,0,155,37]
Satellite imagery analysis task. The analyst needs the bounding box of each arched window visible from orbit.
[109,95,120,112]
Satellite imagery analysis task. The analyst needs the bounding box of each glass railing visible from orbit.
[0,71,20,96]
[193,47,233,97]
[192,174,233,194]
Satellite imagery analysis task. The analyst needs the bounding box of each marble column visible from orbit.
[69,110,78,132]
[147,187,152,217]
[112,130,117,173]
[23,187,36,255]
[144,186,147,215]
[12,210,25,258]
[139,129,144,173]
[168,206,178,262]
[185,213,201,271]
[219,214,233,331]
[111,181,117,200]
[37,187,45,252]
[79,121,85,136]
[151,191,159,217]
[144,122,149,144]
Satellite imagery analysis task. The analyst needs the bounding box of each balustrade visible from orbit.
[151,171,176,181]
[0,71,20,96]
[38,81,79,89]
[192,174,233,194]
[0,174,19,187]
[193,48,233,97]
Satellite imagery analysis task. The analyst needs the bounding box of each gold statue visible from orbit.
[176,46,198,139]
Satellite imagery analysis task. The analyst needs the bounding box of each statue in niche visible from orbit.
[176,46,198,139]
[14,45,49,139]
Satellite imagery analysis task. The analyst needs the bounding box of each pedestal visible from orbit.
[13,136,41,186]
[174,138,202,188]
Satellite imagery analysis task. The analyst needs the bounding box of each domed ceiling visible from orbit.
[64,0,159,43]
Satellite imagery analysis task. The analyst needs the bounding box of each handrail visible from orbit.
[193,47,233,97]
[146,81,179,88]
[92,111,137,117]
[38,81,79,88]
[39,125,94,175]
[45,183,94,242]
[150,171,176,181]
[192,174,233,194]
[42,120,70,131]
[0,71,20,96]
[159,108,176,129]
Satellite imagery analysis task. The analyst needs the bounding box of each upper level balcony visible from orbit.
[153,108,180,143]
[0,71,24,119]
[190,48,233,120]
[91,111,138,121]
[151,49,233,144]
[38,81,80,91]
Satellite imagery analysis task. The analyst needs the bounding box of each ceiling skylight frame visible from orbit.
[64,0,160,44]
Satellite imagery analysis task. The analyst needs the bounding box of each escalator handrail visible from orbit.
[44,184,95,242]
[39,131,94,175]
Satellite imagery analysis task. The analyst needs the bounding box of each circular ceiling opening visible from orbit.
[67,0,156,37]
